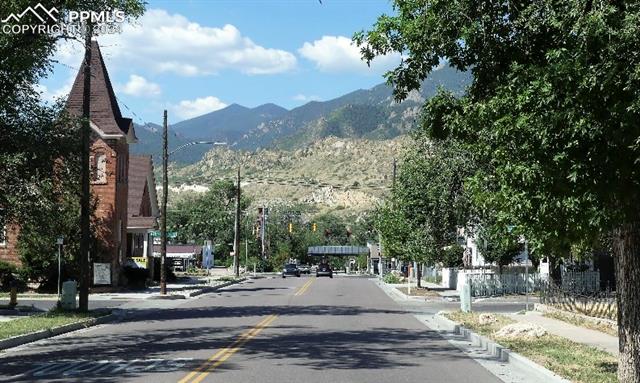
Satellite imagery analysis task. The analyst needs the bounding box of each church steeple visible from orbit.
[67,40,134,137]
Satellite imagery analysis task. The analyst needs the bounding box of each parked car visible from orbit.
[298,265,311,274]
[316,263,333,278]
[282,264,301,278]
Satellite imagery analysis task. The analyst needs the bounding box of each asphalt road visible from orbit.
[0,276,514,383]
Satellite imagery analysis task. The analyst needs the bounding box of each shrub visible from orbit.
[383,273,402,284]
[152,261,177,283]
[0,261,17,290]
[246,257,272,272]
[123,266,148,289]
[423,274,442,284]
[0,261,27,292]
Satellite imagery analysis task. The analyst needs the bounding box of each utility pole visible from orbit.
[78,25,92,312]
[233,167,241,277]
[160,110,168,295]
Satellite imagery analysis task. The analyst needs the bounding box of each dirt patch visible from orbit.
[396,287,440,297]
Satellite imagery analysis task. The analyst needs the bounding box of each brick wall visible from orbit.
[1,137,129,285]
[0,224,20,265]
[90,138,128,286]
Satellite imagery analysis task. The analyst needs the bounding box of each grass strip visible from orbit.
[543,311,618,337]
[444,311,617,383]
[0,309,108,341]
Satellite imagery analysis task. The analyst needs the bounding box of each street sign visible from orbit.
[56,236,64,245]
[151,230,177,238]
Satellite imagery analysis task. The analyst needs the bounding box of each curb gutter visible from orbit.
[145,277,247,300]
[187,277,247,298]
[430,313,570,383]
[0,312,117,351]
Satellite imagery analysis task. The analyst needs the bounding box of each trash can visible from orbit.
[61,280,77,310]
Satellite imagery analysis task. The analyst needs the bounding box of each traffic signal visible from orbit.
[288,222,293,233]
[312,223,317,232]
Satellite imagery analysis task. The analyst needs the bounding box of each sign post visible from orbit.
[56,236,64,299]
[524,239,529,312]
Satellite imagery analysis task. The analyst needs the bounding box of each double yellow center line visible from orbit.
[178,314,278,383]
[294,278,314,296]
[178,279,311,382]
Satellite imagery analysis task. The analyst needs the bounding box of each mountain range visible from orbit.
[131,65,471,164]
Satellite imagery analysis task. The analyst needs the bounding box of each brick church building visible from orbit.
[0,41,158,286]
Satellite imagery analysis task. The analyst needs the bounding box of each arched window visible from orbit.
[93,152,107,184]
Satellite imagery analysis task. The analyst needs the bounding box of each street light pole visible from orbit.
[160,110,168,295]
[159,114,226,295]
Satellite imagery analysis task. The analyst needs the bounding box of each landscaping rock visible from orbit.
[478,313,497,325]
[496,323,547,339]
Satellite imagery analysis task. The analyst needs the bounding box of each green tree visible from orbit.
[375,137,474,286]
[358,1,640,379]
[476,224,523,273]
[17,172,83,290]
[0,0,145,229]
[167,180,250,263]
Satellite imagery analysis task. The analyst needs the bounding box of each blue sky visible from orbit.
[40,0,398,125]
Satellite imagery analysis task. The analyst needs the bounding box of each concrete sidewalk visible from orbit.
[507,310,618,355]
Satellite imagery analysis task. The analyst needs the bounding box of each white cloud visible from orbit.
[36,72,76,103]
[53,9,297,77]
[293,94,321,102]
[171,96,227,120]
[119,74,161,97]
[299,35,401,74]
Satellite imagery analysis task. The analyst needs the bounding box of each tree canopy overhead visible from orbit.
[358,1,640,380]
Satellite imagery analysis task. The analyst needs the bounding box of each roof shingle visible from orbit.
[128,155,159,230]
[67,41,132,136]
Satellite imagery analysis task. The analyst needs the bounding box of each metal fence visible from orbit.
[540,282,616,320]
[466,270,603,298]
[560,271,601,293]
[466,272,545,297]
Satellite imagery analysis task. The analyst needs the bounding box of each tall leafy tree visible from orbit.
[357,1,640,380]
[375,136,474,286]
[167,180,249,260]
[0,0,145,230]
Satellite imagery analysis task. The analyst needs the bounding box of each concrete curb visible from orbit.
[143,278,247,300]
[146,294,187,300]
[187,277,247,298]
[373,279,442,302]
[0,311,117,351]
[431,313,570,383]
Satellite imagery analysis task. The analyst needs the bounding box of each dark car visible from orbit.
[316,263,333,278]
[282,264,301,278]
